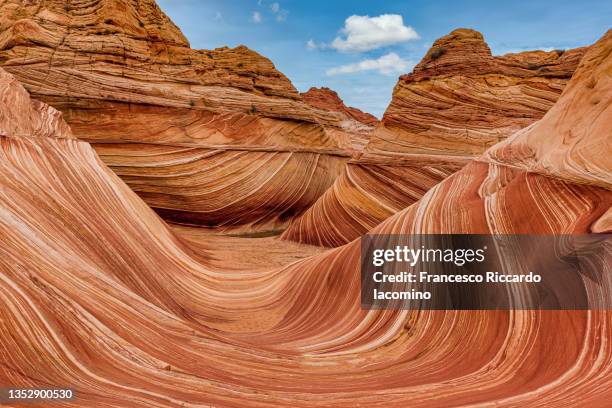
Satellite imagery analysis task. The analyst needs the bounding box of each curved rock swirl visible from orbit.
[1,28,612,407]
[0,24,611,408]
[0,0,372,233]
[282,29,587,247]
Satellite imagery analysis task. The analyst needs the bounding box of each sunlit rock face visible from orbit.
[369,28,586,158]
[0,68,72,139]
[0,29,610,407]
[0,0,374,232]
[301,87,379,126]
[301,86,379,152]
[282,28,587,247]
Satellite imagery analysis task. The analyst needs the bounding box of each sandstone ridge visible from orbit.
[282,28,588,247]
[0,28,610,406]
[301,87,379,126]
[0,0,373,231]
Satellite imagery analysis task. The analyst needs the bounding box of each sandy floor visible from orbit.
[171,224,325,272]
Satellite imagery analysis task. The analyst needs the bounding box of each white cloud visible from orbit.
[307,39,317,50]
[269,2,288,22]
[276,10,288,21]
[331,14,419,53]
[326,52,413,76]
[214,12,223,22]
[252,11,262,23]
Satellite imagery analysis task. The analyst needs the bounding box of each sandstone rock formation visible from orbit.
[282,29,587,247]
[484,50,611,191]
[0,0,371,232]
[368,28,586,158]
[301,86,378,151]
[0,28,610,407]
[301,87,378,126]
[0,68,72,139]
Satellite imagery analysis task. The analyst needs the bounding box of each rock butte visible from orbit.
[301,87,379,127]
[0,14,611,404]
[0,0,373,233]
[301,87,378,151]
[282,28,588,247]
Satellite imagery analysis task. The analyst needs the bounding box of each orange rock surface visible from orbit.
[0,0,372,232]
[370,28,586,158]
[0,68,72,139]
[301,87,378,151]
[0,23,611,407]
[301,87,379,126]
[282,29,587,247]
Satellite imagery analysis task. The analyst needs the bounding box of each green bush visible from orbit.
[430,47,447,60]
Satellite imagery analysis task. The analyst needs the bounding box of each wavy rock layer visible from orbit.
[369,29,586,159]
[484,41,612,190]
[281,157,466,246]
[283,29,586,247]
[0,68,72,139]
[0,0,370,231]
[93,142,346,230]
[1,29,612,407]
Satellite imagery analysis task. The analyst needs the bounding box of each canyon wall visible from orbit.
[282,29,587,246]
[0,0,371,232]
[0,27,610,407]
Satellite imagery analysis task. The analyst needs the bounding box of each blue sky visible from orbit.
[157,0,611,117]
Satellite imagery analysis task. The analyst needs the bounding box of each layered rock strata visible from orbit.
[301,86,378,151]
[282,29,587,247]
[0,0,369,232]
[0,28,610,407]
[301,87,378,126]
